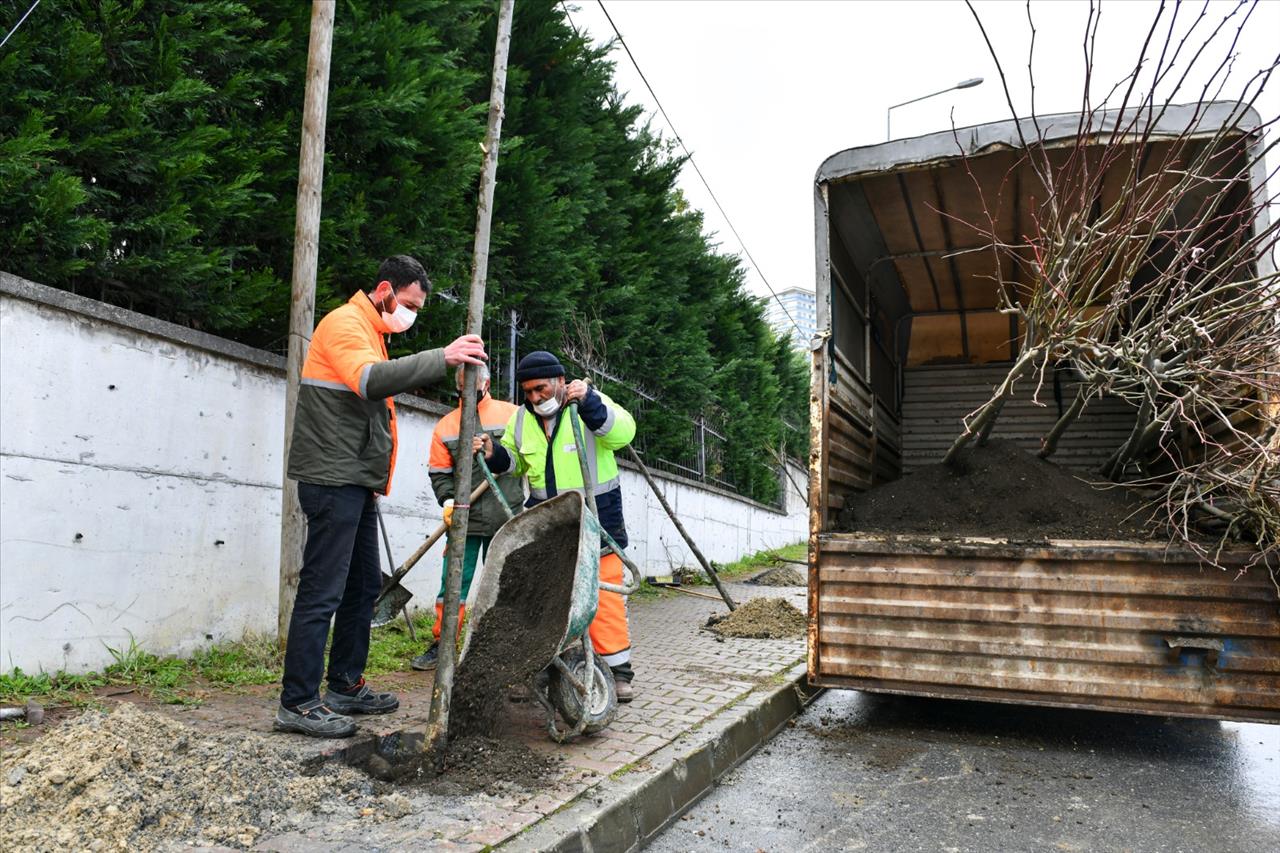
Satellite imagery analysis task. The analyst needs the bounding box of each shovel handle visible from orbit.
[477,452,516,520]
[385,480,491,586]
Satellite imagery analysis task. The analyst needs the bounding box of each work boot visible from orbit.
[614,680,635,703]
[323,678,400,715]
[273,700,357,738]
[410,642,439,671]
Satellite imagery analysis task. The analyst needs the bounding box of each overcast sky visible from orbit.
[563,0,1280,311]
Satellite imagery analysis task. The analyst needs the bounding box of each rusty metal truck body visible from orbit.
[807,102,1279,724]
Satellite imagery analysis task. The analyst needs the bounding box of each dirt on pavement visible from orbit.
[706,598,807,640]
[749,566,806,587]
[837,439,1151,540]
[0,703,385,852]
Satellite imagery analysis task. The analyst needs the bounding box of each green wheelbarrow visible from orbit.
[454,404,641,742]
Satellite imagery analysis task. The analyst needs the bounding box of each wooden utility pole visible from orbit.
[428,0,515,759]
[278,0,334,645]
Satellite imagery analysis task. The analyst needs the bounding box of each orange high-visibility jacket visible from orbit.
[287,292,446,494]
[427,395,524,536]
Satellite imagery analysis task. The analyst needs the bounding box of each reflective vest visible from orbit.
[499,390,636,547]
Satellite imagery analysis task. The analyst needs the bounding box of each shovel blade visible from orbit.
[372,571,414,628]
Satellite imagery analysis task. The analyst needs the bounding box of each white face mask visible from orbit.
[381,301,416,334]
[533,396,561,417]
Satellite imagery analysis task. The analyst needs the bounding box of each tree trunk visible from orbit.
[943,347,1040,465]
[426,0,514,765]
[1039,385,1089,458]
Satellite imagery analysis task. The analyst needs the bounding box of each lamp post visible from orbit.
[886,77,984,140]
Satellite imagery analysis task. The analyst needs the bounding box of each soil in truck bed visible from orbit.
[837,439,1152,541]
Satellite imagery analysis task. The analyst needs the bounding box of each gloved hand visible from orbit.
[443,499,455,527]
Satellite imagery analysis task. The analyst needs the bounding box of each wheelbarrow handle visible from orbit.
[476,451,516,520]
[597,526,643,596]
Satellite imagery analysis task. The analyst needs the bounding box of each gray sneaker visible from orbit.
[323,678,400,715]
[274,700,357,738]
[410,642,439,671]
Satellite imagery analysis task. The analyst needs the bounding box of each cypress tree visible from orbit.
[0,0,807,501]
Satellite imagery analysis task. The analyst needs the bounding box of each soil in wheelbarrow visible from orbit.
[450,536,579,737]
[706,597,807,639]
[352,537,576,790]
[836,439,1152,540]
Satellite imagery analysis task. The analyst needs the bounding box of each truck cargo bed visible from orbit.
[809,533,1280,723]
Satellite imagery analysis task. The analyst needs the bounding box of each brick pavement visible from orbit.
[219,579,809,851]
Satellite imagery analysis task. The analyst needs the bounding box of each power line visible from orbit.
[578,1,804,338]
[1,0,39,49]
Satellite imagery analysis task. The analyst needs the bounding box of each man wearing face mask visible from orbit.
[481,351,639,702]
[410,363,523,671]
[277,254,487,738]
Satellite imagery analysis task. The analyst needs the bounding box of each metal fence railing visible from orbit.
[558,354,804,509]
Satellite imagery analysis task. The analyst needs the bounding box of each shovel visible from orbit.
[371,479,491,627]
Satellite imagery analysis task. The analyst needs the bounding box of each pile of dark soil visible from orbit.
[838,439,1151,540]
[433,735,559,795]
[706,598,807,639]
[749,565,806,587]
[0,704,382,851]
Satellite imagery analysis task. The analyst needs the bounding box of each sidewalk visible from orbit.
[165,579,808,851]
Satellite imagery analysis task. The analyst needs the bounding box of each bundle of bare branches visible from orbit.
[948,1,1279,578]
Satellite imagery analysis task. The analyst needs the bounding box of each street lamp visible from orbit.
[886,77,984,140]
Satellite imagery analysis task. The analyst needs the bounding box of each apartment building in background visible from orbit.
[764,286,816,350]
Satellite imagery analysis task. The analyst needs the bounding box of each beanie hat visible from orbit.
[515,350,566,382]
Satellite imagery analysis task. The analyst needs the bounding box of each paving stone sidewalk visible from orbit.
[152,580,806,850]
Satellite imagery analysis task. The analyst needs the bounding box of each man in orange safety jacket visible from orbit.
[277,255,486,738]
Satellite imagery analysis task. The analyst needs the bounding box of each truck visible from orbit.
[806,101,1279,724]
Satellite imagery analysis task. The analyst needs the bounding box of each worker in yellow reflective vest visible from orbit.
[479,350,638,702]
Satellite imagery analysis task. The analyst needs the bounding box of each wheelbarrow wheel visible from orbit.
[550,646,617,735]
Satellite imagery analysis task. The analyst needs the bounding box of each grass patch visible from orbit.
[671,542,807,586]
[0,669,107,707]
[365,611,436,676]
[718,542,806,577]
[190,634,282,685]
[627,580,677,602]
[0,615,438,708]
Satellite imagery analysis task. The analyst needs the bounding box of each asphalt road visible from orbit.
[646,690,1279,853]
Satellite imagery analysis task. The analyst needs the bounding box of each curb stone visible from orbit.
[499,662,820,852]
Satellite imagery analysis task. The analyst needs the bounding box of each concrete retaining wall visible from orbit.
[0,273,808,674]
